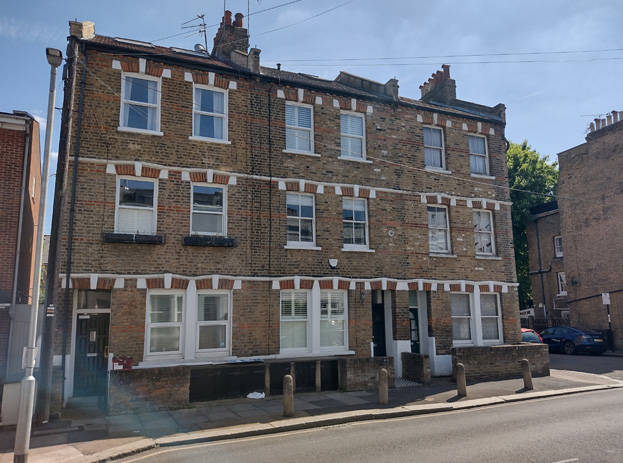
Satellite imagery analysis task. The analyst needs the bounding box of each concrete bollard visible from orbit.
[379,368,388,405]
[315,360,322,392]
[283,374,294,417]
[456,363,467,397]
[521,358,534,390]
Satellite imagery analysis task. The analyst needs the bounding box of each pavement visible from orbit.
[2,364,623,463]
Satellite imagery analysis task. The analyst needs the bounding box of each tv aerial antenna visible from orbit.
[181,14,208,52]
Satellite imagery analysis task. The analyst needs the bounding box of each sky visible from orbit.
[1,0,622,233]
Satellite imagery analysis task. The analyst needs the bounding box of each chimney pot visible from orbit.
[442,64,451,79]
[594,118,601,130]
[234,13,244,28]
[612,111,619,123]
[607,114,613,126]
[224,10,232,26]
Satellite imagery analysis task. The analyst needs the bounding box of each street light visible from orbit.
[13,47,63,463]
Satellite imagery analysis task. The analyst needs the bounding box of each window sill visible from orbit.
[338,156,372,164]
[470,173,495,180]
[424,167,451,174]
[282,149,321,157]
[342,246,375,253]
[429,252,457,258]
[117,126,164,136]
[183,235,237,247]
[557,292,568,297]
[475,255,502,260]
[189,136,231,145]
[104,232,165,245]
[285,244,322,250]
[277,350,355,359]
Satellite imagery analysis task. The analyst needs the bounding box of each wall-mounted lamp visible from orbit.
[328,259,338,269]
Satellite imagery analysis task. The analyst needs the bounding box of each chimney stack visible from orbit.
[212,11,250,60]
[420,64,456,104]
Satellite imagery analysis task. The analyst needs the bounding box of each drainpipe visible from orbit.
[61,42,87,406]
[6,116,32,378]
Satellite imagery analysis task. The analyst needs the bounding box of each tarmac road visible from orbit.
[549,352,623,380]
[118,388,623,463]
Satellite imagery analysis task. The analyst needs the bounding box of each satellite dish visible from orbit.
[194,44,207,53]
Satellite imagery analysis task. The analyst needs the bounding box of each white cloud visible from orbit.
[0,16,63,43]
[51,151,58,160]
[33,114,46,132]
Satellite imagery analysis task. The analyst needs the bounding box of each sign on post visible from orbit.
[602,293,610,305]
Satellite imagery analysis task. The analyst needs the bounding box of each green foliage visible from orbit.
[506,141,558,309]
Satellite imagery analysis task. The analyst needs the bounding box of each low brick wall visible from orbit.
[451,344,549,381]
[401,353,431,384]
[338,357,394,391]
[109,366,190,414]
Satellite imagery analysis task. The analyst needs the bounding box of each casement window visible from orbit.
[424,127,445,169]
[340,112,365,159]
[120,73,160,133]
[196,293,230,353]
[320,291,346,349]
[286,193,315,245]
[285,102,313,153]
[116,177,157,234]
[451,292,503,345]
[554,235,563,257]
[193,85,227,141]
[428,206,450,253]
[280,291,309,351]
[191,184,226,235]
[343,198,368,249]
[474,210,495,255]
[280,290,348,354]
[469,135,489,175]
[557,272,567,295]
[147,293,184,356]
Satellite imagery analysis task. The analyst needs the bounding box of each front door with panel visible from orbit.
[371,290,386,357]
[74,313,110,400]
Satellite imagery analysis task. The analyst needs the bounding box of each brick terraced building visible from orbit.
[48,15,524,414]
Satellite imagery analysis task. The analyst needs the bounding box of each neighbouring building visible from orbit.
[554,111,623,349]
[48,15,530,415]
[0,111,41,424]
[526,201,568,326]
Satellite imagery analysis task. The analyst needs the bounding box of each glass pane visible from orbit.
[149,295,183,323]
[429,229,447,251]
[353,200,366,221]
[343,225,354,244]
[197,294,228,321]
[125,104,156,131]
[451,294,470,316]
[285,104,296,126]
[300,195,313,217]
[452,319,471,341]
[192,212,222,234]
[281,321,307,349]
[469,136,486,154]
[300,219,313,242]
[343,199,354,221]
[296,129,311,151]
[196,88,224,114]
[425,147,442,167]
[193,186,223,212]
[119,179,154,207]
[198,325,227,349]
[341,114,363,136]
[126,77,157,105]
[286,193,300,216]
[424,127,442,148]
[150,326,180,352]
[481,318,499,340]
[353,222,366,244]
[320,320,345,347]
[297,106,312,129]
[286,128,297,150]
[195,114,224,139]
[281,292,307,319]
[78,290,112,309]
[408,291,419,308]
[480,294,498,316]
[470,154,487,174]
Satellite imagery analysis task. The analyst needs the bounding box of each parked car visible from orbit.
[540,326,608,355]
[521,328,543,343]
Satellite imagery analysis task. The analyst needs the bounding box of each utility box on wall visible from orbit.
[112,357,133,371]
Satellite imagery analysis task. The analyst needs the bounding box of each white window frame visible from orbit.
[342,198,370,251]
[190,84,229,143]
[340,111,366,160]
[280,290,310,353]
[279,289,349,355]
[451,291,503,346]
[474,210,495,256]
[286,192,316,248]
[115,175,158,235]
[145,290,185,360]
[554,235,563,258]
[195,291,231,356]
[428,206,451,254]
[423,126,445,170]
[320,290,347,351]
[119,72,162,135]
[557,272,567,295]
[469,134,489,175]
[190,183,227,236]
[285,102,314,154]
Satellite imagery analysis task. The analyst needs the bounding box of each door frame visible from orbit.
[67,297,110,403]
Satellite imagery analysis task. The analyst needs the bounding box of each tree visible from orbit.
[506,141,558,310]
